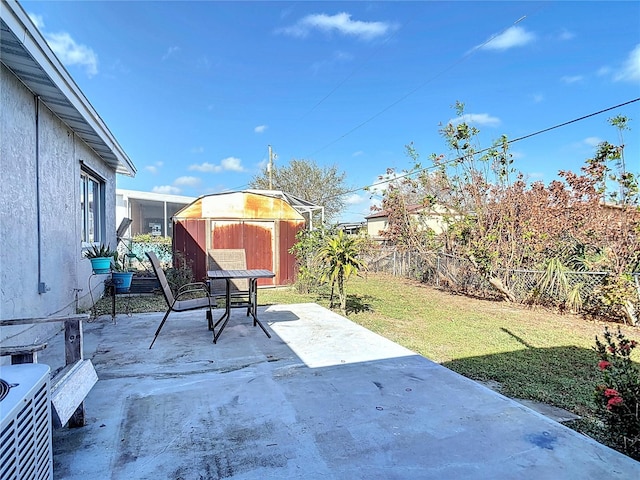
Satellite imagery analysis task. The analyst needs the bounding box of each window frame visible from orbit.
[80,167,106,246]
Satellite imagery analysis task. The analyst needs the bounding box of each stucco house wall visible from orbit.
[366,215,388,240]
[0,0,134,355]
[1,65,117,320]
[365,204,454,241]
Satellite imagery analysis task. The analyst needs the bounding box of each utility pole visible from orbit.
[268,144,273,190]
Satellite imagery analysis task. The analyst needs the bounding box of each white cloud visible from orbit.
[352,150,364,157]
[345,193,366,205]
[368,173,397,196]
[189,156,245,173]
[190,146,205,154]
[561,75,583,84]
[584,137,603,148]
[526,172,545,181]
[614,44,640,83]
[597,66,612,77]
[189,162,220,173]
[254,125,268,134]
[152,185,181,195]
[480,26,535,51]
[162,46,180,61]
[220,156,245,172]
[449,113,500,127]
[28,13,44,29]
[569,137,604,151]
[144,161,163,175]
[29,13,98,76]
[46,32,99,77]
[174,176,201,187]
[278,12,394,41]
[367,197,382,215]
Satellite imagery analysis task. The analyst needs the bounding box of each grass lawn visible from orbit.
[95,272,640,457]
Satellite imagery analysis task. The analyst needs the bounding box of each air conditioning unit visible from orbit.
[0,364,52,480]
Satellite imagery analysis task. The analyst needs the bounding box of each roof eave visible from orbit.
[1,0,136,177]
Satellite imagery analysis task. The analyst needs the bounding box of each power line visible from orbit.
[305,12,535,158]
[302,15,412,118]
[509,98,640,144]
[232,7,544,193]
[331,97,640,200]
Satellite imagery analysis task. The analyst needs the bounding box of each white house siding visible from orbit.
[366,217,388,239]
[0,64,116,346]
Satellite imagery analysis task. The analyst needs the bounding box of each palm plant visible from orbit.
[316,230,366,314]
[535,257,583,312]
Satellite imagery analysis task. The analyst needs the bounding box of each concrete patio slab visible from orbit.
[46,303,639,479]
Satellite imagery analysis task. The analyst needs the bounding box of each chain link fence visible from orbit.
[364,248,640,321]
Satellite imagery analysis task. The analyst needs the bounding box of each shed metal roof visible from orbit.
[1,0,135,176]
[174,191,309,222]
[245,189,324,223]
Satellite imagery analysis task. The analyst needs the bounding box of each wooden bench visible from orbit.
[0,314,97,428]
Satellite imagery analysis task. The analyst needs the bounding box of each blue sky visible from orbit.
[23,1,640,222]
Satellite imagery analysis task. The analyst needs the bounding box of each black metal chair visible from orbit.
[146,251,213,349]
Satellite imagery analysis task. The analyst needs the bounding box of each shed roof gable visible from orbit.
[174,191,305,221]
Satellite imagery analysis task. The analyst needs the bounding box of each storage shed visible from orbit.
[173,190,318,286]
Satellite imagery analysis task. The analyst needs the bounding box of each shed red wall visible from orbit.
[279,220,304,285]
[211,221,275,286]
[174,218,304,286]
[173,219,207,281]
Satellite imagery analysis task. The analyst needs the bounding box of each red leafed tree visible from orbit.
[377,102,639,322]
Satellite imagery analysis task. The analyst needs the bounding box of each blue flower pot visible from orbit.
[90,257,111,274]
[112,272,134,293]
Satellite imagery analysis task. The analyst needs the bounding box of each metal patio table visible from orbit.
[207,269,275,343]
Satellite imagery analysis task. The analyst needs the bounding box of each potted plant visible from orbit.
[84,244,115,274]
[111,251,134,293]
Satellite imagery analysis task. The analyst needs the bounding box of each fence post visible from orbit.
[393,250,396,276]
[436,253,441,287]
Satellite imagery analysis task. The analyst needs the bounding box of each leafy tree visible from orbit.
[289,225,337,294]
[249,158,350,222]
[316,230,367,315]
[377,102,639,321]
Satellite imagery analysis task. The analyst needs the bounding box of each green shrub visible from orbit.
[594,327,640,459]
[289,226,337,294]
[165,251,194,293]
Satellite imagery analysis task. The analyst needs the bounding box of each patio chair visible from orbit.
[146,251,214,349]
[207,249,251,313]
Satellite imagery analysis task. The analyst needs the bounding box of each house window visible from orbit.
[80,169,105,244]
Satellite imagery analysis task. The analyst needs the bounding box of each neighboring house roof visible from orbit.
[117,189,196,205]
[365,204,429,220]
[1,0,135,176]
[365,210,389,220]
[364,204,455,220]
